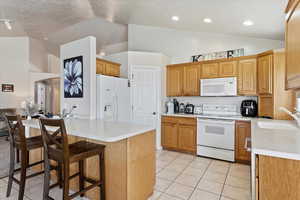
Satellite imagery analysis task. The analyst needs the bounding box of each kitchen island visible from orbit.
[23,119,156,200]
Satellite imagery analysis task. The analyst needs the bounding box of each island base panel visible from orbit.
[29,128,155,200]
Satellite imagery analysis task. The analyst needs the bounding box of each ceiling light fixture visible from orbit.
[203,18,212,23]
[172,16,179,21]
[243,20,254,26]
[0,19,13,30]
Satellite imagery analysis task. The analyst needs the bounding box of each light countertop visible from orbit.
[23,118,155,143]
[251,118,300,160]
[161,113,253,121]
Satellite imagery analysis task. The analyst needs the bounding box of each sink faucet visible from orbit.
[279,107,300,127]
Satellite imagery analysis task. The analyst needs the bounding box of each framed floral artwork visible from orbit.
[63,56,83,98]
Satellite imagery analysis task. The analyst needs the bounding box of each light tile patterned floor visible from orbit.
[149,150,251,200]
[0,149,251,200]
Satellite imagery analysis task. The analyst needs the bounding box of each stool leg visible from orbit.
[99,152,105,200]
[6,145,15,197]
[79,160,85,197]
[57,162,63,188]
[43,153,51,200]
[16,149,20,163]
[63,162,70,200]
[18,151,28,200]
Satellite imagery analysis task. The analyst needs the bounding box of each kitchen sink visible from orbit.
[257,121,299,131]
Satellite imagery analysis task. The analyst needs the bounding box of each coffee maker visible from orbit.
[240,100,258,117]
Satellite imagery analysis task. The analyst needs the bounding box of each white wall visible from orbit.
[0,37,30,109]
[128,24,285,63]
[29,38,48,72]
[60,36,97,119]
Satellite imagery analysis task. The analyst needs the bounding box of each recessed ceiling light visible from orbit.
[243,20,254,26]
[172,16,179,21]
[203,18,212,23]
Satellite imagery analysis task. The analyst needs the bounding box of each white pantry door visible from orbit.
[131,66,161,129]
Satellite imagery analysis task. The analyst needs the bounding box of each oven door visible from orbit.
[200,77,237,96]
[197,118,235,150]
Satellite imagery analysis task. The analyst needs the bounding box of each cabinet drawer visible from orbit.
[162,116,178,123]
[177,117,197,125]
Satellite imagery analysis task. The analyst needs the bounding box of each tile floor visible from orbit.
[0,149,251,200]
[149,150,251,200]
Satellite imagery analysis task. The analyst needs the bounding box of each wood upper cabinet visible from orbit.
[183,64,201,96]
[238,58,257,95]
[219,61,237,77]
[235,121,251,164]
[201,63,219,79]
[258,55,273,95]
[286,0,300,90]
[167,66,183,97]
[96,58,120,77]
[161,116,196,154]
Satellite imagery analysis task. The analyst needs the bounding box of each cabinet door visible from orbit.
[286,0,300,90]
[161,122,178,149]
[259,155,300,200]
[258,96,274,118]
[96,60,106,74]
[219,61,237,77]
[178,124,196,153]
[183,64,201,96]
[235,121,251,163]
[201,63,219,79]
[258,55,273,95]
[106,63,120,77]
[238,59,257,95]
[167,66,183,96]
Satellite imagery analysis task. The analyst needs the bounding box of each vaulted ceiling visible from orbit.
[0,0,288,50]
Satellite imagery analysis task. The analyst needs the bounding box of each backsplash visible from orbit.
[163,96,258,114]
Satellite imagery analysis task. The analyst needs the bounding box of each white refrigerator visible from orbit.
[96,75,131,121]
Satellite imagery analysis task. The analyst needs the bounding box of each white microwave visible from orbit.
[200,77,237,96]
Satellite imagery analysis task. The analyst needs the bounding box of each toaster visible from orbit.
[184,103,195,114]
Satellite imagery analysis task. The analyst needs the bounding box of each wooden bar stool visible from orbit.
[39,118,106,200]
[5,115,61,200]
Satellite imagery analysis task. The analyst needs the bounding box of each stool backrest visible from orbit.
[5,115,26,150]
[39,118,69,162]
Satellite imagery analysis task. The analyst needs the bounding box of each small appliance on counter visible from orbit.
[240,100,258,117]
[194,105,203,115]
[179,103,185,113]
[166,99,174,114]
[173,99,179,113]
[185,103,194,114]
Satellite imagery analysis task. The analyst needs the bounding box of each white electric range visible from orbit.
[197,104,240,162]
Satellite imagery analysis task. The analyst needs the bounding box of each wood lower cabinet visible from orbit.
[167,65,183,96]
[161,121,178,149]
[96,58,120,77]
[201,63,219,79]
[235,121,251,164]
[178,124,196,153]
[256,155,300,200]
[219,61,237,77]
[258,55,273,95]
[183,64,201,96]
[161,116,196,154]
[238,58,257,95]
